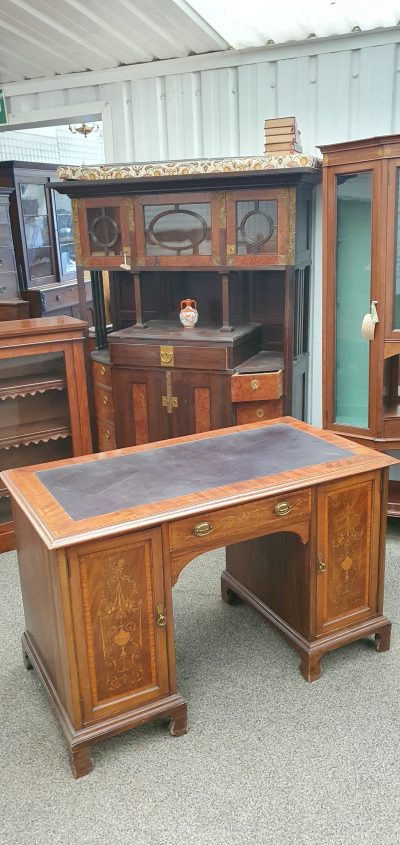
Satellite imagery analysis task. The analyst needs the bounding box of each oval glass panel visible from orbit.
[149,209,208,251]
[240,210,274,246]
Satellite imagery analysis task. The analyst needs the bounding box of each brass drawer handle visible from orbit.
[250,379,260,390]
[274,502,291,517]
[100,365,106,376]
[105,429,111,440]
[156,604,167,626]
[103,395,109,405]
[193,521,213,537]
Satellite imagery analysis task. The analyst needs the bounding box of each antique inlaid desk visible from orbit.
[1,418,396,778]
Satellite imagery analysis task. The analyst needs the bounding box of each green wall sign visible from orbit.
[0,91,8,126]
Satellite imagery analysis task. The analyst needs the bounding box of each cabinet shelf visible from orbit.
[0,418,71,449]
[0,373,66,400]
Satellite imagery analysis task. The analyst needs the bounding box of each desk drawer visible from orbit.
[169,489,311,552]
[231,370,283,402]
[94,384,114,421]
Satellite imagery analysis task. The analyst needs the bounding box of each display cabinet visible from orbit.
[0,317,92,551]
[0,187,30,320]
[0,162,92,321]
[321,134,400,515]
[54,153,320,448]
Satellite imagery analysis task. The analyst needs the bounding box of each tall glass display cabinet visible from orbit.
[320,135,400,515]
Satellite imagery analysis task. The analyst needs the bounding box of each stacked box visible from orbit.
[264,117,302,154]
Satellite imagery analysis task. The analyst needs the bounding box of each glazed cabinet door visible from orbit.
[68,528,170,725]
[77,197,134,269]
[315,473,382,636]
[133,192,221,268]
[226,189,294,267]
[323,162,382,438]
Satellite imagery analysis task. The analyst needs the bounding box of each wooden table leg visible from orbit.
[299,651,322,683]
[69,745,93,779]
[375,622,391,652]
[22,640,33,670]
[169,702,188,737]
[221,571,243,605]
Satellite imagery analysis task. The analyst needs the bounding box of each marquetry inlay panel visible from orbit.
[317,479,374,632]
[78,539,157,703]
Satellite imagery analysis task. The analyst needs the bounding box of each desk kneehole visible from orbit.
[169,489,312,552]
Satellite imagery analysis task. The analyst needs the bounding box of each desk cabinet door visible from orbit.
[316,475,381,636]
[68,528,170,725]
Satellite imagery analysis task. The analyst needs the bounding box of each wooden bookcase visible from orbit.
[0,317,92,552]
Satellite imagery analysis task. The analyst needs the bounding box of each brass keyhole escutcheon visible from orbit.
[156,605,167,626]
[256,408,264,419]
[160,345,174,367]
[193,521,213,537]
[250,379,260,391]
[274,502,291,517]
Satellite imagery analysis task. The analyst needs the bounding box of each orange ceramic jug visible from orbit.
[179,299,199,328]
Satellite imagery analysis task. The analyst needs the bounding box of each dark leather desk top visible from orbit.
[37,423,354,521]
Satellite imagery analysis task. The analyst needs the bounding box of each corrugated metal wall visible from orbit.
[3,30,400,425]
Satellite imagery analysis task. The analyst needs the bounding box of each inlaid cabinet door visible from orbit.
[68,528,170,724]
[316,474,381,636]
[77,197,134,269]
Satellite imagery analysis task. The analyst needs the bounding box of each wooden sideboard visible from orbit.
[53,155,320,447]
[2,418,395,777]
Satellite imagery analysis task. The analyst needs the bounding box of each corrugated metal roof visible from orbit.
[0,0,399,85]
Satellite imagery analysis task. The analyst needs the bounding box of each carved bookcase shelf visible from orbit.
[0,317,92,552]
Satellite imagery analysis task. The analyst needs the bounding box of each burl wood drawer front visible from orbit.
[111,343,227,372]
[92,360,112,387]
[94,385,114,421]
[231,370,283,402]
[235,399,283,424]
[169,489,311,553]
[97,420,116,451]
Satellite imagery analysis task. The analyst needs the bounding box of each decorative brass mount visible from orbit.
[162,371,178,414]
[160,345,174,367]
[317,554,327,573]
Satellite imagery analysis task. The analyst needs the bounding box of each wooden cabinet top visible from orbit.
[53,155,321,199]
[0,315,87,341]
[319,133,400,165]
[1,417,395,550]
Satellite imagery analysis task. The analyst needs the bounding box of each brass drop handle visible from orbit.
[193,521,213,537]
[105,429,111,440]
[156,604,167,627]
[250,379,260,390]
[317,554,327,574]
[100,366,106,376]
[274,502,291,516]
[103,395,109,405]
